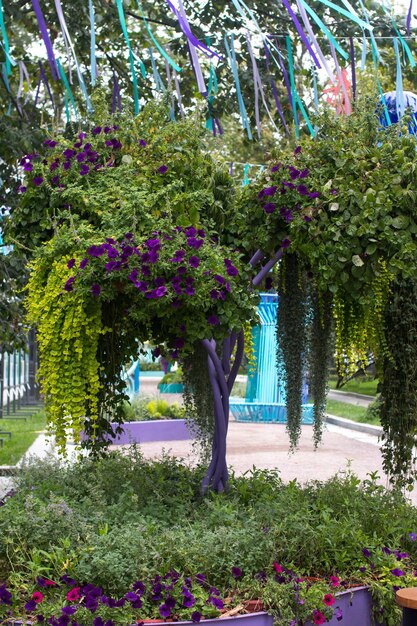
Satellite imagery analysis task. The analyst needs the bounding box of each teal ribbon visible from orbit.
[136,1,180,72]
[224,33,252,140]
[63,92,70,124]
[299,0,348,60]
[57,59,78,120]
[88,0,96,86]
[0,0,13,75]
[242,164,250,186]
[314,0,371,30]
[116,0,146,101]
[286,37,315,138]
[1,62,11,93]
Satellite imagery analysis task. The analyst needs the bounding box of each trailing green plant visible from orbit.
[308,290,333,446]
[183,343,215,458]
[276,253,308,449]
[379,278,417,487]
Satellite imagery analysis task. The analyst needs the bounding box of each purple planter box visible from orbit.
[6,614,273,626]
[107,419,195,445]
[305,587,385,626]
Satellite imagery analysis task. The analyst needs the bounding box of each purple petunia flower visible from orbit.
[62,606,76,616]
[92,126,102,135]
[103,126,111,134]
[184,226,197,237]
[125,592,139,602]
[409,533,417,541]
[183,594,196,608]
[294,146,302,155]
[25,599,37,611]
[226,265,238,277]
[187,237,204,250]
[63,149,76,159]
[362,548,371,558]
[64,277,75,292]
[80,164,90,176]
[391,568,405,577]
[76,152,86,162]
[51,175,60,185]
[67,259,76,269]
[263,186,277,197]
[289,167,300,180]
[189,256,200,268]
[87,245,105,257]
[213,274,225,284]
[303,216,312,222]
[91,284,101,297]
[185,286,195,296]
[191,612,202,623]
[281,238,291,249]
[208,314,220,326]
[23,162,33,172]
[210,597,224,610]
[155,286,167,298]
[158,165,168,174]
[139,139,147,147]
[299,168,309,178]
[0,584,12,605]
[308,191,320,199]
[93,618,104,626]
[33,176,44,186]
[210,289,220,300]
[18,185,27,193]
[263,203,276,214]
[271,164,281,172]
[231,567,242,578]
[297,184,308,195]
[159,604,171,618]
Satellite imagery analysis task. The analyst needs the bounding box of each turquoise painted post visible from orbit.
[230,292,313,423]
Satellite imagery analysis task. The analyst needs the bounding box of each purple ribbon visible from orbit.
[264,42,289,135]
[407,0,413,35]
[31,0,59,80]
[281,0,321,68]
[111,71,122,113]
[246,32,279,138]
[38,61,55,110]
[278,48,293,111]
[165,0,221,60]
[349,37,356,102]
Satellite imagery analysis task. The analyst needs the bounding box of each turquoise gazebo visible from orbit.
[230,293,313,423]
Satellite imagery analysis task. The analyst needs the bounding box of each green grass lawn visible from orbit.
[328,377,378,397]
[0,410,46,465]
[326,398,380,425]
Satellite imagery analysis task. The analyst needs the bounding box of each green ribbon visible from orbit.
[286,37,315,138]
[136,1,181,72]
[57,59,78,120]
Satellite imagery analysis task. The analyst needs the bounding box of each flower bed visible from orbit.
[1,453,416,626]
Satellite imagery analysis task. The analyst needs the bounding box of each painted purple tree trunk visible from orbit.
[201,247,282,493]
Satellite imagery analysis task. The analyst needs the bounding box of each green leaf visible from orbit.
[352,254,364,267]
[392,216,409,229]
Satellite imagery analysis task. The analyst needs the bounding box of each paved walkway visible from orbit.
[327,389,374,407]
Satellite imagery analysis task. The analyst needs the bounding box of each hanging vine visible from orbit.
[308,289,333,447]
[380,278,417,487]
[183,342,215,459]
[26,255,103,453]
[277,253,308,449]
